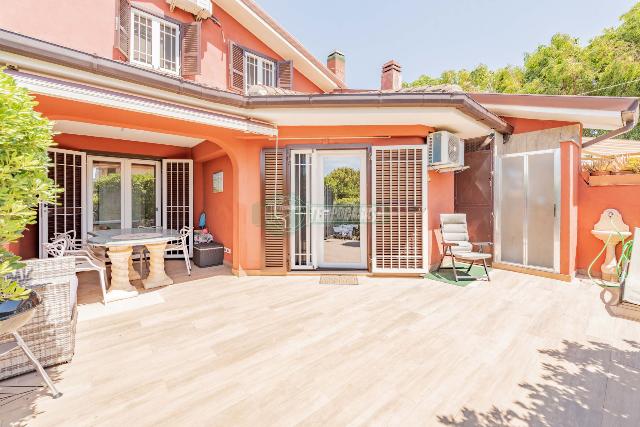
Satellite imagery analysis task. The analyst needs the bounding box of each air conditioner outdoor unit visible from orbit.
[167,0,213,20]
[427,131,465,169]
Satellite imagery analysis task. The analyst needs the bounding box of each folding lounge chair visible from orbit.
[437,213,492,282]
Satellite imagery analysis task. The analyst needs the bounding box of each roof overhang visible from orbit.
[215,0,345,92]
[471,93,640,130]
[8,70,277,136]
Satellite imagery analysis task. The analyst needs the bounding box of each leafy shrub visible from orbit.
[0,70,58,301]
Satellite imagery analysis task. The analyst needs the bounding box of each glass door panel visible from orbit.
[91,160,122,231]
[317,152,367,269]
[526,152,556,269]
[498,150,559,271]
[131,163,158,228]
[89,157,161,232]
[499,156,525,264]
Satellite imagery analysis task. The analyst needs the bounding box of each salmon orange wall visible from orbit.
[576,181,640,275]
[0,0,117,59]
[201,155,234,262]
[428,171,455,269]
[503,117,577,134]
[0,0,323,93]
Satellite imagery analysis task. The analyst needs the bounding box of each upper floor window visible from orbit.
[229,41,293,93]
[130,10,180,75]
[244,52,276,91]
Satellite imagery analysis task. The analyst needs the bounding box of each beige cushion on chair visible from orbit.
[440,214,473,254]
[440,213,491,259]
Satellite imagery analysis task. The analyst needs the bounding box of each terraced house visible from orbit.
[1,0,638,292]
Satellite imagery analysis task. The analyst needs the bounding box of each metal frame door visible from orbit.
[313,150,368,270]
[87,155,126,232]
[87,156,161,231]
[495,148,561,272]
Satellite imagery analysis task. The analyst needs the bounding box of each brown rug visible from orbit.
[319,275,359,285]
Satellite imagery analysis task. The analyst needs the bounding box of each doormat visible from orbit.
[319,275,359,285]
[424,265,491,287]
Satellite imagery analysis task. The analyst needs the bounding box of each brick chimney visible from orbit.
[381,60,402,91]
[327,50,345,82]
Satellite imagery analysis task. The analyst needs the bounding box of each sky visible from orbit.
[257,0,638,89]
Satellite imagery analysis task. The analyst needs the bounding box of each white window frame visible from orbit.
[244,51,276,92]
[130,9,180,75]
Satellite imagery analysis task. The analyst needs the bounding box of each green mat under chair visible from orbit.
[425,263,492,286]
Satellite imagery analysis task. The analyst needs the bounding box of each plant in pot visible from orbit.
[583,158,612,176]
[624,157,640,174]
[0,69,58,322]
[611,155,635,175]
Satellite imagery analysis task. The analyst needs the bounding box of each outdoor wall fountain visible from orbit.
[591,209,631,282]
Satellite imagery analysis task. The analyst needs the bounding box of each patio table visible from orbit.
[88,228,180,301]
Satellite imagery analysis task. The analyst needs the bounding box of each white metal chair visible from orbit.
[44,236,109,304]
[165,226,193,276]
[437,213,492,282]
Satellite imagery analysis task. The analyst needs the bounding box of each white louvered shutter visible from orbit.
[162,159,194,257]
[371,146,428,273]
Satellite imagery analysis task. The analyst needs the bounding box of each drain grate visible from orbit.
[319,275,359,285]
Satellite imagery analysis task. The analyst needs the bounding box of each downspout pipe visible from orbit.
[582,103,639,149]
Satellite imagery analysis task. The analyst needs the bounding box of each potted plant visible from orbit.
[583,158,612,176]
[611,155,635,175]
[624,157,640,174]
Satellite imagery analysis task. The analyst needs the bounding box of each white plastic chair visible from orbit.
[165,226,193,276]
[44,235,109,304]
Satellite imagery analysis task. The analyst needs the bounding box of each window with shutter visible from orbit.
[181,22,201,76]
[262,149,287,271]
[372,146,429,273]
[229,42,245,92]
[244,51,276,91]
[129,9,180,75]
[277,60,293,90]
[115,0,131,59]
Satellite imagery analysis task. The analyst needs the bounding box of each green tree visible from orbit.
[405,2,640,138]
[0,70,58,301]
[324,167,360,205]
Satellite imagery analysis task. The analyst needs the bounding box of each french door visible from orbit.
[495,149,560,271]
[87,156,161,231]
[289,149,367,270]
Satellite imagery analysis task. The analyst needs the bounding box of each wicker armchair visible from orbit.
[0,257,78,382]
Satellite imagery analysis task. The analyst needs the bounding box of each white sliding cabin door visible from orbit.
[39,148,86,258]
[371,146,428,273]
[162,159,194,257]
